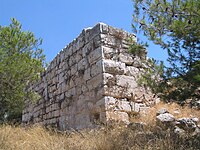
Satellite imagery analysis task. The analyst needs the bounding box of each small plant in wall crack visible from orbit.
[129,38,148,59]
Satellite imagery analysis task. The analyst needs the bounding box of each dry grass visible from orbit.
[130,102,200,126]
[0,124,199,150]
[0,102,199,150]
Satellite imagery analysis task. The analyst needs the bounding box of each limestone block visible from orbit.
[104,84,134,99]
[64,46,73,57]
[49,85,56,93]
[84,91,95,101]
[95,98,106,112]
[33,111,39,118]
[95,87,104,100]
[93,35,102,48]
[51,103,60,111]
[60,93,65,101]
[60,107,68,116]
[116,75,137,89]
[75,113,91,129]
[130,102,141,112]
[117,101,132,112]
[132,57,144,68]
[50,118,57,124]
[125,66,139,76]
[106,111,129,124]
[76,103,88,114]
[139,106,150,112]
[48,112,53,119]
[118,53,134,66]
[60,52,65,62]
[75,50,83,63]
[46,106,50,113]
[65,87,76,99]
[60,82,67,93]
[82,42,93,57]
[103,73,114,85]
[82,85,89,93]
[63,61,69,71]
[50,59,56,70]
[69,54,76,67]
[104,96,117,110]
[78,58,87,71]
[70,64,78,75]
[102,35,121,48]
[99,112,107,123]
[87,74,103,91]
[57,68,62,75]
[59,72,65,83]
[82,46,89,58]
[56,56,61,66]
[104,85,121,98]
[85,23,102,43]
[121,40,130,49]
[83,68,91,81]
[103,59,126,75]
[88,47,103,65]
[91,60,103,77]
[77,95,86,108]
[52,76,59,85]
[68,78,75,89]
[22,114,27,122]
[109,26,128,38]
[76,85,82,96]
[60,100,68,110]
[43,114,47,120]
[87,102,94,110]
[102,46,117,59]
[53,110,60,117]
[99,23,109,34]
[59,116,67,130]
[76,35,85,51]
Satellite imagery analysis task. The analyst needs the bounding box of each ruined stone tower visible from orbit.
[22,23,158,130]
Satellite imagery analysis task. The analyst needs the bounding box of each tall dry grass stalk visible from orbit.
[0,124,199,150]
[0,102,199,150]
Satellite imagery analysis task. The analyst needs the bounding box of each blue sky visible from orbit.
[1,0,168,64]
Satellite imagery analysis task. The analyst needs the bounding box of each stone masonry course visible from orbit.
[22,23,159,130]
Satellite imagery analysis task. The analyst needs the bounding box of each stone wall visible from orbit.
[22,23,158,130]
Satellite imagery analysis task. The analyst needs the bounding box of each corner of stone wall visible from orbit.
[22,23,158,129]
[97,24,157,124]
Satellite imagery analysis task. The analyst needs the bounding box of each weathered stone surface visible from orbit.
[156,108,169,116]
[103,59,126,75]
[156,113,175,123]
[22,23,157,130]
[118,53,134,65]
[106,111,130,124]
[176,118,197,132]
[88,47,103,65]
[156,113,175,129]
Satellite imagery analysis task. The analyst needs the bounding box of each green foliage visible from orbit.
[132,0,200,102]
[138,58,165,94]
[0,18,45,122]
[129,40,148,59]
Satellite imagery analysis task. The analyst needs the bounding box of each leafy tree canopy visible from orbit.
[0,18,45,122]
[132,0,200,103]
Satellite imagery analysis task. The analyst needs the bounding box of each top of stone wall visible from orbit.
[44,23,136,75]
